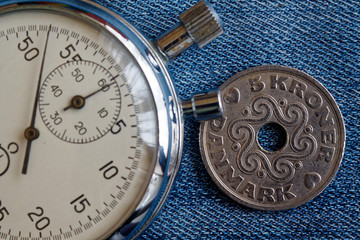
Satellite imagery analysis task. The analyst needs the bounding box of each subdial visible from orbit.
[39,60,121,143]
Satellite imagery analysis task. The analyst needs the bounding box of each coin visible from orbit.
[199,65,345,210]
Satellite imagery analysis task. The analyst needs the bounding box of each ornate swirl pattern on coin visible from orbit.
[228,94,317,183]
[200,66,345,210]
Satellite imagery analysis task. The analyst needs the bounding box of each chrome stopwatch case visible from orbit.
[0,0,222,239]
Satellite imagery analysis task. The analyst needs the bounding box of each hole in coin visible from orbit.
[257,123,287,152]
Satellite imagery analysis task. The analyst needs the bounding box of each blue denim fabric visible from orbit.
[95,0,359,238]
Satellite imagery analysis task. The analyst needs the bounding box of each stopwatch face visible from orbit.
[0,2,168,239]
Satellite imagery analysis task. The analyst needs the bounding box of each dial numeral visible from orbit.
[71,68,85,82]
[18,36,33,51]
[18,36,39,61]
[60,44,82,61]
[0,200,9,221]
[27,207,50,231]
[111,119,126,134]
[51,85,63,97]
[98,107,108,118]
[70,194,91,213]
[74,121,87,135]
[98,78,110,92]
[99,161,118,180]
[24,48,40,61]
[50,111,63,125]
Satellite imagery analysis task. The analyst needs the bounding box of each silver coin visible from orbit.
[199,65,345,210]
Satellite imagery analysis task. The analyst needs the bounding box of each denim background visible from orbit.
[95,0,359,238]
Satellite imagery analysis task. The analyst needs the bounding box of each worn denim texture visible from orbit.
[95,0,359,238]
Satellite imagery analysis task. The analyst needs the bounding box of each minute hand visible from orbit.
[63,74,119,111]
[84,76,119,100]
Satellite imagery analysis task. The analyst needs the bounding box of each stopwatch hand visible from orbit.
[22,25,52,175]
[63,74,119,111]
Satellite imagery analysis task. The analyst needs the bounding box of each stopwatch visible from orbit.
[0,1,223,239]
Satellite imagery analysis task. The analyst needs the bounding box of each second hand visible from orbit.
[22,24,52,175]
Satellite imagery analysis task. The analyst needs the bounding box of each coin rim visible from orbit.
[199,65,346,211]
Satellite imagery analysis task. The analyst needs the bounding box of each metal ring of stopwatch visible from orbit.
[0,0,183,239]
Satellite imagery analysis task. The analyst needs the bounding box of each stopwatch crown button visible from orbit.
[156,0,223,59]
[182,90,223,121]
[180,0,223,48]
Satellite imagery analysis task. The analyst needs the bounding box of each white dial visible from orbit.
[0,4,158,240]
